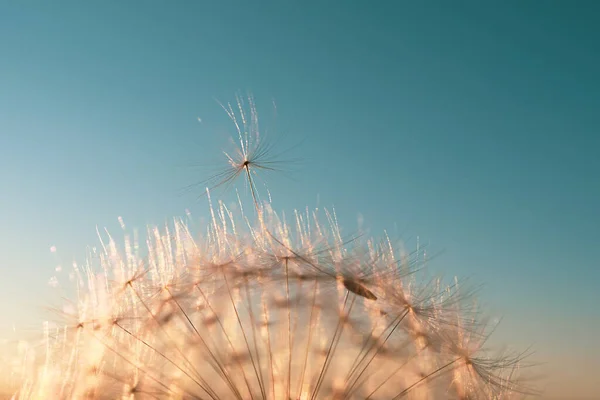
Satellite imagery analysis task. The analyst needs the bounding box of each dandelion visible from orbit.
[9,95,537,399]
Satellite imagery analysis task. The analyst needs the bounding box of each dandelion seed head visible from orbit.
[10,95,536,400]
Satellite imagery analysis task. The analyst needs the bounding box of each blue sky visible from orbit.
[1,2,599,397]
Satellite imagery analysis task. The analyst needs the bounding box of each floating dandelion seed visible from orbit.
[185,94,301,212]
[11,95,537,400]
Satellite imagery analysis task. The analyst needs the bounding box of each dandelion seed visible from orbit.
[185,94,301,213]
[342,278,377,300]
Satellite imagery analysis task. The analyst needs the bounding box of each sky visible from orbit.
[0,1,599,398]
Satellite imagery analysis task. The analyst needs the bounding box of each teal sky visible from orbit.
[1,2,598,398]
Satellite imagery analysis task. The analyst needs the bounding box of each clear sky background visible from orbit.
[1,1,598,398]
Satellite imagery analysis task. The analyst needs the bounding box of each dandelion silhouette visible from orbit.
[10,96,537,399]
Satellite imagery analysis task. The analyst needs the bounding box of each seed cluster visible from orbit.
[11,97,534,399]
